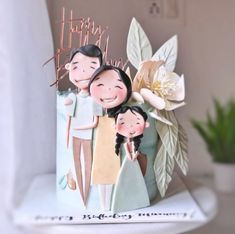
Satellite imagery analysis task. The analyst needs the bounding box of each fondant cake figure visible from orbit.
[88,65,132,211]
[111,106,150,212]
[64,44,103,205]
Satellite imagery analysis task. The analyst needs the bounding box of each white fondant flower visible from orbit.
[152,65,185,111]
[137,64,185,125]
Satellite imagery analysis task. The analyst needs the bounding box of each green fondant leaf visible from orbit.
[175,124,189,175]
[154,144,175,197]
[127,18,152,69]
[152,35,178,72]
[156,111,179,158]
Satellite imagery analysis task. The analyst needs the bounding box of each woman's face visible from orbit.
[116,110,147,138]
[90,70,128,108]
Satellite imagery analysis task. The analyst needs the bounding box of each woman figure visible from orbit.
[112,106,150,213]
[88,65,132,211]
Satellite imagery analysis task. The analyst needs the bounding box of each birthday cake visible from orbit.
[54,14,188,213]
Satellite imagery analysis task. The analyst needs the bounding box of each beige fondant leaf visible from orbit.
[127,18,152,69]
[154,144,175,197]
[149,110,173,126]
[152,35,178,72]
[175,124,189,175]
[165,101,186,111]
[125,66,132,80]
[156,110,179,158]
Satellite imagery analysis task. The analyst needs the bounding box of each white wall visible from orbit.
[47,0,235,176]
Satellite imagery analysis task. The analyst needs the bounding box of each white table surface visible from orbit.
[14,175,218,234]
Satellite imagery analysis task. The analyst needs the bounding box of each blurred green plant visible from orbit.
[191,99,235,163]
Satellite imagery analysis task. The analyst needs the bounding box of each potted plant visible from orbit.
[192,99,235,193]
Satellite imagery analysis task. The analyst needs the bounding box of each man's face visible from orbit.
[65,53,100,89]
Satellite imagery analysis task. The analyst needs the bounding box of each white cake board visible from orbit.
[13,174,206,225]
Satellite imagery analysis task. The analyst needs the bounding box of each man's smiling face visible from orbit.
[65,52,100,90]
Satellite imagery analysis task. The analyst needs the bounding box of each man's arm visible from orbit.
[73,116,98,130]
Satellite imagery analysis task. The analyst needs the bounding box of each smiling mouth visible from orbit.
[129,131,136,136]
[75,79,90,84]
[100,96,117,103]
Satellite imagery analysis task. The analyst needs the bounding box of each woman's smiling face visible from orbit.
[90,69,128,108]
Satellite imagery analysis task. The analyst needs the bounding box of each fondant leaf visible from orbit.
[154,144,175,197]
[156,111,179,158]
[125,66,132,80]
[165,101,186,111]
[127,18,152,69]
[175,124,189,175]
[149,110,173,126]
[152,35,178,72]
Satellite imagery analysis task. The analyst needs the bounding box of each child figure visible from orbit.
[111,106,150,213]
[64,44,103,205]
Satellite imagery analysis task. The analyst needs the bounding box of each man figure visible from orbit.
[64,44,103,205]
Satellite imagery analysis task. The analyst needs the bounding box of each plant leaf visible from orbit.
[156,110,179,158]
[154,144,175,197]
[191,99,235,163]
[127,18,152,69]
[152,35,178,72]
[175,124,189,175]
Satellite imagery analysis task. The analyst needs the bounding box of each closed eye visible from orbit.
[120,122,125,125]
[97,83,104,87]
[115,85,123,89]
[73,66,78,70]
[90,66,96,69]
[136,122,140,125]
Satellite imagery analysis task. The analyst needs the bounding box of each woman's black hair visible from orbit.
[88,65,132,117]
[69,44,103,65]
[114,106,148,156]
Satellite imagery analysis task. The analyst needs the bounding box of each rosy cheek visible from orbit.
[135,125,145,135]
[115,89,128,103]
[117,124,127,136]
[90,85,102,100]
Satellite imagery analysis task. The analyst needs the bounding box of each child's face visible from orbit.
[116,110,147,138]
[90,70,128,108]
[65,53,100,90]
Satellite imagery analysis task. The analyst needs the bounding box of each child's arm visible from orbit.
[124,142,132,161]
[131,141,140,161]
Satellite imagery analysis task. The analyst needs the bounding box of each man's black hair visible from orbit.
[69,44,103,65]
